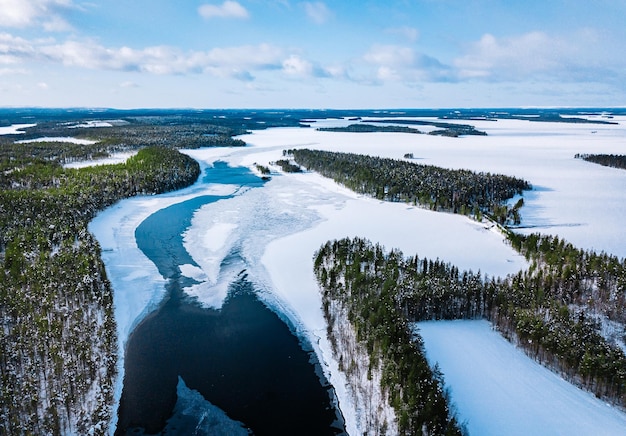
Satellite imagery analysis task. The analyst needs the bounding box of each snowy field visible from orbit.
[63,151,138,168]
[416,320,626,435]
[0,123,36,134]
[15,136,98,145]
[89,116,626,434]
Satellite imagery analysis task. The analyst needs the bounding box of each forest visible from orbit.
[317,124,422,134]
[0,115,203,435]
[315,239,463,435]
[314,233,626,420]
[287,148,530,224]
[367,119,488,136]
[292,145,625,429]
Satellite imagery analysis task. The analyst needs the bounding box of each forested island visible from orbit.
[317,124,422,134]
[287,148,530,224]
[367,119,488,137]
[576,153,626,170]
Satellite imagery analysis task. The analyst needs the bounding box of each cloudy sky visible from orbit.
[1,0,625,108]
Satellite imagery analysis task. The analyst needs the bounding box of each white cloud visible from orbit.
[282,55,313,76]
[376,66,399,81]
[364,44,415,68]
[362,44,452,83]
[453,30,624,82]
[4,34,284,80]
[0,32,36,64]
[281,54,342,79]
[198,1,249,19]
[302,2,332,24]
[0,0,73,31]
[37,81,48,89]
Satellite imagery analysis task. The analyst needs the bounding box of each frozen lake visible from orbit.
[416,320,626,435]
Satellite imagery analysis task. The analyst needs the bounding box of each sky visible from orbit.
[1,0,625,108]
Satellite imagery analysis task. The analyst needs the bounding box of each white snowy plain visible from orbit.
[63,151,138,169]
[415,320,626,436]
[15,136,98,145]
[0,123,36,134]
[89,116,626,435]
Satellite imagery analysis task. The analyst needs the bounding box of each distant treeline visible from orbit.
[6,121,246,152]
[0,138,122,166]
[367,119,488,136]
[317,124,422,134]
[0,146,200,435]
[576,153,626,170]
[315,236,626,415]
[287,148,530,224]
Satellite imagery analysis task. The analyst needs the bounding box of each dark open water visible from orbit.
[114,162,345,435]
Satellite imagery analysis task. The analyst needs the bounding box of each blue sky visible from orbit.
[1,0,625,108]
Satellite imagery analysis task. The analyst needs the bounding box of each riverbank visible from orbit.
[88,171,238,432]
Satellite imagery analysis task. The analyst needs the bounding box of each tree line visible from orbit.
[317,124,422,134]
[0,146,200,435]
[314,236,626,416]
[368,119,488,136]
[576,153,626,170]
[286,148,530,224]
[315,238,463,435]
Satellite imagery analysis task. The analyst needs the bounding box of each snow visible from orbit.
[415,320,626,436]
[0,123,36,134]
[15,136,99,145]
[89,116,626,435]
[67,121,114,128]
[63,152,138,168]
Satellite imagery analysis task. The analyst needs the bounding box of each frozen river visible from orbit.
[90,115,626,435]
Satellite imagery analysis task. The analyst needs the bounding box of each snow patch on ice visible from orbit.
[179,263,206,281]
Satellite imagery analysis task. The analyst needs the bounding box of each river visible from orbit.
[114,162,345,435]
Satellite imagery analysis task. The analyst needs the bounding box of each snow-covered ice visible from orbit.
[63,151,138,168]
[90,116,626,435]
[0,123,36,135]
[16,136,98,145]
[415,320,626,435]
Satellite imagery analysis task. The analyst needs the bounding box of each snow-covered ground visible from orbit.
[415,320,626,435]
[63,151,138,168]
[90,116,626,434]
[66,120,128,128]
[16,136,98,145]
[0,123,36,134]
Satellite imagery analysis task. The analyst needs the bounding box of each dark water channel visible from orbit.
[115,162,345,435]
